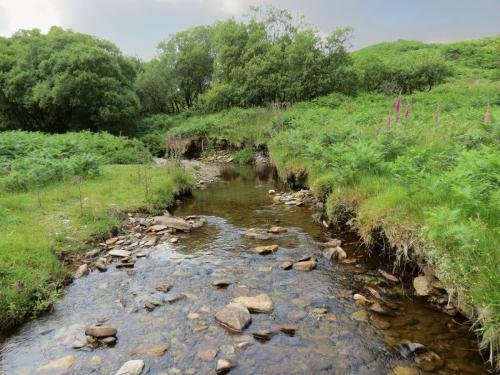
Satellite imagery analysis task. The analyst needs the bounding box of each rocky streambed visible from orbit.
[0,164,489,374]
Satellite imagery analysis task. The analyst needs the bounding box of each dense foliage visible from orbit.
[0,27,140,133]
[0,131,147,191]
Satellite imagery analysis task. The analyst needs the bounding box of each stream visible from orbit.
[0,164,489,374]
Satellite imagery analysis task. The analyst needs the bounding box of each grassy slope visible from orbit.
[0,164,193,329]
[167,38,500,362]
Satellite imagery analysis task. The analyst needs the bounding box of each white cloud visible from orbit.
[153,0,248,16]
[0,0,62,36]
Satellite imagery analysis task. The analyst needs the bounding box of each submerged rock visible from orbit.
[214,303,251,333]
[212,279,232,288]
[272,323,298,336]
[38,355,75,373]
[252,329,276,342]
[115,360,144,375]
[378,269,399,282]
[233,293,274,313]
[415,351,444,372]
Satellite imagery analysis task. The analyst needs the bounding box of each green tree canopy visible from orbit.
[0,27,140,133]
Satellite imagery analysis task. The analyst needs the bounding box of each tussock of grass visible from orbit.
[0,164,193,330]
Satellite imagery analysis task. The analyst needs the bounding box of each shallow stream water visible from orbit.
[0,165,489,374]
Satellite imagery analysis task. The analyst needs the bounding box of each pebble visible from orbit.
[85,326,117,338]
[233,293,274,313]
[292,259,317,271]
[216,359,235,374]
[115,360,145,375]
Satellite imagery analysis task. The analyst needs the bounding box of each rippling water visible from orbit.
[0,164,488,374]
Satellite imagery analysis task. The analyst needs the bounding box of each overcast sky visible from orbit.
[0,0,499,59]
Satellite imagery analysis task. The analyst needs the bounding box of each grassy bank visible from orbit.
[0,131,194,330]
[167,78,499,362]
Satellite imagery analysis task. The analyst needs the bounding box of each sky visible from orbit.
[0,0,499,60]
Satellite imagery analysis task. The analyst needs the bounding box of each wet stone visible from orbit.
[232,293,274,313]
[134,343,170,357]
[413,276,431,297]
[253,244,279,255]
[212,279,232,288]
[292,259,317,272]
[115,359,145,375]
[268,226,288,234]
[214,303,251,333]
[85,325,117,338]
[216,359,235,374]
[280,261,294,270]
[252,330,276,342]
[109,249,132,258]
[272,323,298,336]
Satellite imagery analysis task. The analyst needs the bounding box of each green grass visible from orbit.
[0,163,194,329]
[169,78,500,364]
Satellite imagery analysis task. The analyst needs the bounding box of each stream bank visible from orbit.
[0,163,490,374]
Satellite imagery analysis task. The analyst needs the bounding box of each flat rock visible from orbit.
[253,244,279,255]
[292,259,317,272]
[233,293,274,313]
[115,360,145,375]
[74,264,89,278]
[214,303,251,333]
[109,249,132,258]
[353,294,372,305]
[85,325,117,338]
[38,355,75,373]
[153,216,192,232]
[150,224,168,232]
[378,269,399,282]
[280,261,294,270]
[268,226,288,234]
[134,343,170,357]
[216,359,235,374]
[106,237,119,246]
[413,276,431,296]
[244,228,271,240]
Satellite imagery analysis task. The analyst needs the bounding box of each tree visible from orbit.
[158,25,214,108]
[0,27,140,133]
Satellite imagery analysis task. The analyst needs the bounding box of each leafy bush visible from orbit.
[0,131,149,191]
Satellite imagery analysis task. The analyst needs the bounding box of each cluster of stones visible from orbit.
[72,214,205,277]
[269,189,316,207]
